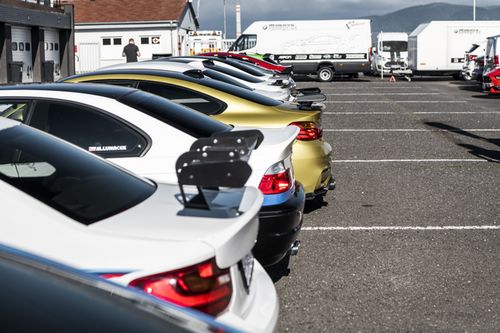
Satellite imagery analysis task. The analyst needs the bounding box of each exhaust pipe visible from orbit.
[328,178,336,191]
[290,240,301,256]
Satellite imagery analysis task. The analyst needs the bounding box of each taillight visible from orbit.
[259,161,292,195]
[494,55,499,66]
[289,121,323,141]
[468,54,477,61]
[128,258,232,316]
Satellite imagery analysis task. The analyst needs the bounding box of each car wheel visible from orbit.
[317,66,334,82]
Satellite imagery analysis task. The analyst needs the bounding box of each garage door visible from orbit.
[44,28,61,81]
[11,26,33,83]
[77,43,100,73]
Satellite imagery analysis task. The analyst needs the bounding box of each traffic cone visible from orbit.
[389,75,396,82]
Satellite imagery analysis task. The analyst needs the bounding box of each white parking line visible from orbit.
[325,93,439,96]
[331,159,487,163]
[323,111,500,115]
[324,129,500,132]
[303,226,500,231]
[324,101,467,104]
[318,86,423,89]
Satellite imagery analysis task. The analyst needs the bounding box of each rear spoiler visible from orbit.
[175,130,263,218]
[293,87,322,96]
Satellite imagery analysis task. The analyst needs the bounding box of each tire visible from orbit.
[317,66,334,82]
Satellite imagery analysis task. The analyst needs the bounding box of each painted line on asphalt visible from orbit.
[323,111,500,115]
[303,226,500,231]
[318,86,423,89]
[331,159,487,163]
[324,100,467,104]
[324,128,500,132]
[325,92,440,96]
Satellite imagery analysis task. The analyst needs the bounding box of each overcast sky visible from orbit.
[195,0,499,38]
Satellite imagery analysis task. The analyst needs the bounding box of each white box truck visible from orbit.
[371,32,411,76]
[409,21,500,77]
[228,20,372,82]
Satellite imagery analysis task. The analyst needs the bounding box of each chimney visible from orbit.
[236,3,241,38]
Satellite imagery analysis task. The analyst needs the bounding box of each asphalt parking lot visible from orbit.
[275,76,500,332]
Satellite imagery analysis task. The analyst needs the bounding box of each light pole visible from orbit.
[473,0,476,21]
[223,0,227,39]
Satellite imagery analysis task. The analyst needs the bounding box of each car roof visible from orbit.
[0,82,138,100]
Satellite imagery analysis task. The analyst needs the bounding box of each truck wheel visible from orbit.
[317,66,334,82]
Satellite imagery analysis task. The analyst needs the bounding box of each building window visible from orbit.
[151,36,160,44]
[54,43,58,51]
[140,37,149,45]
[44,42,49,51]
[102,38,111,46]
[113,38,122,45]
[49,42,53,51]
[19,43,24,51]
[25,43,31,52]
[12,42,18,51]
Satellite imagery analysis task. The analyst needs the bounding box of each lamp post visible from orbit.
[223,0,227,39]
[473,0,476,21]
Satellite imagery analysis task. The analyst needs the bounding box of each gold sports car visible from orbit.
[62,69,334,198]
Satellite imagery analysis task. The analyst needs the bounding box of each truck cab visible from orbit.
[484,35,500,75]
[371,32,411,76]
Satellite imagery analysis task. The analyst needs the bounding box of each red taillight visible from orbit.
[290,122,323,141]
[258,161,292,195]
[494,55,499,66]
[100,273,126,279]
[128,259,232,316]
[468,54,477,61]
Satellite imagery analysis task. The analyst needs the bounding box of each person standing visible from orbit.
[122,38,141,63]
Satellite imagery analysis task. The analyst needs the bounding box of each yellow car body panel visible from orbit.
[64,73,333,195]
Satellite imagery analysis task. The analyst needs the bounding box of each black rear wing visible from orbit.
[175,130,263,217]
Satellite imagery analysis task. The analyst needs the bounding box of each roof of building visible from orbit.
[61,0,198,25]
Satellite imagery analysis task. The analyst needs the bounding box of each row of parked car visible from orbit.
[0,53,334,332]
[461,34,500,95]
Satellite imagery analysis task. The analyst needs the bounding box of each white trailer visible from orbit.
[229,20,372,82]
[409,21,500,76]
[371,32,411,75]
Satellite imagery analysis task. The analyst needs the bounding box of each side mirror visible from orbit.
[372,47,377,54]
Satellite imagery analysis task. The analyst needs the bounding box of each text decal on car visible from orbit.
[88,145,127,152]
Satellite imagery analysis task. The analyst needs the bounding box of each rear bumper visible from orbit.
[218,261,278,333]
[253,183,305,266]
[292,139,333,196]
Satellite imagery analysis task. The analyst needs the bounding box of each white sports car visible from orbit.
[0,118,278,332]
[0,83,303,267]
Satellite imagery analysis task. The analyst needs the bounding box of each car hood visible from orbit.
[90,184,263,268]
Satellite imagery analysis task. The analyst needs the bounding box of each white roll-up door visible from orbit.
[11,26,33,83]
[44,28,61,81]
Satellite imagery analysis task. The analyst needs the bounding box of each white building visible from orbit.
[63,0,199,73]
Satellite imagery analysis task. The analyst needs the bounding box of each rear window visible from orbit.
[202,68,252,90]
[0,125,155,225]
[193,75,282,107]
[119,90,231,138]
[204,63,264,83]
